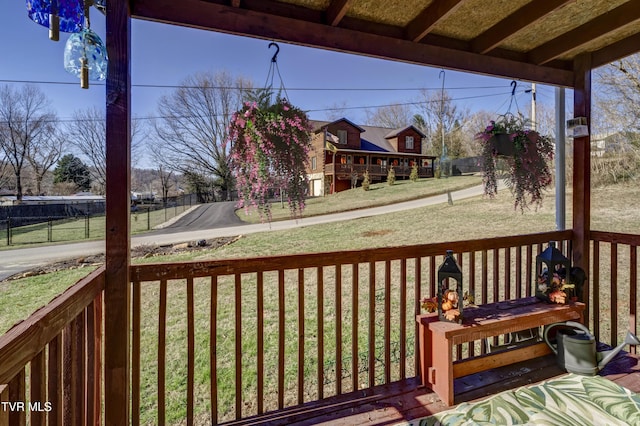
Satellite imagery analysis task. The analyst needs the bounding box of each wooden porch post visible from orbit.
[104,0,131,424]
[572,54,591,272]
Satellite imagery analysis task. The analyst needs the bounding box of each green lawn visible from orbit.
[3,178,640,424]
[238,175,482,223]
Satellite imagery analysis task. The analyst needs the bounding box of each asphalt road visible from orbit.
[0,184,493,281]
[149,201,245,234]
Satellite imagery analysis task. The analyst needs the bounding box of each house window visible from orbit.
[337,129,347,144]
[405,136,414,149]
[311,156,317,170]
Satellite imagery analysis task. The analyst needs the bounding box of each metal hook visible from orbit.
[268,42,280,63]
[510,80,517,96]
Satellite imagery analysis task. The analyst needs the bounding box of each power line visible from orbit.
[0,78,507,92]
[0,90,517,125]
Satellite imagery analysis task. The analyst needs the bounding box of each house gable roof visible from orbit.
[385,125,426,139]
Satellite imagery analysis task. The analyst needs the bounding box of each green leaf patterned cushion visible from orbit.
[399,374,640,426]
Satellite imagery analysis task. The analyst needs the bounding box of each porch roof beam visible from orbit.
[326,0,352,26]
[471,0,573,54]
[405,0,466,43]
[131,0,575,87]
[529,1,640,65]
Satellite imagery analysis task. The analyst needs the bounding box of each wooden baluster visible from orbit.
[297,268,305,404]
[317,267,324,399]
[186,278,195,425]
[132,282,141,426]
[0,384,9,426]
[611,243,618,346]
[30,349,46,426]
[399,258,407,379]
[505,247,512,300]
[158,280,167,426]
[335,264,343,395]
[368,262,375,387]
[278,270,285,408]
[631,246,638,355]
[384,260,391,384]
[72,311,86,426]
[414,257,422,374]
[63,323,72,425]
[234,274,242,419]
[8,369,26,426]
[210,276,218,423]
[352,264,360,392]
[47,334,62,426]
[593,242,600,338]
[87,295,102,426]
[256,272,264,414]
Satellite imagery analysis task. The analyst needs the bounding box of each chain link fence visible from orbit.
[0,194,197,247]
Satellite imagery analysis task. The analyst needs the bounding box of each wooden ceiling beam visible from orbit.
[471,0,573,54]
[132,0,574,87]
[405,0,465,42]
[592,31,640,69]
[326,0,351,26]
[529,1,640,65]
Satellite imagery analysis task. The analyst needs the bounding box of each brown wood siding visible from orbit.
[327,122,362,150]
[395,129,422,154]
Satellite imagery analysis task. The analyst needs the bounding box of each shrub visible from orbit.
[410,164,419,182]
[387,166,396,186]
[362,170,370,191]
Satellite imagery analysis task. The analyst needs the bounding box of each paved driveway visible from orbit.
[0,184,492,281]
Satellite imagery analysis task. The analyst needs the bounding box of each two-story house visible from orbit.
[307,118,436,195]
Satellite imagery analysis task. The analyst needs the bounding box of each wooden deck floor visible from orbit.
[224,350,640,425]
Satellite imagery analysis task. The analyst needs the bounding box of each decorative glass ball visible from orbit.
[26,0,84,33]
[64,28,108,82]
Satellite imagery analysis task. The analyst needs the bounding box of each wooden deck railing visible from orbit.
[325,163,434,178]
[589,231,640,352]
[0,266,104,426]
[3,230,640,424]
[129,229,572,424]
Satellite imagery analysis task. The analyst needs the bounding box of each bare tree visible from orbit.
[323,100,351,122]
[27,126,64,195]
[0,85,56,200]
[153,71,252,199]
[413,89,470,158]
[66,106,144,193]
[147,140,174,204]
[0,152,11,190]
[364,103,414,128]
[596,54,640,135]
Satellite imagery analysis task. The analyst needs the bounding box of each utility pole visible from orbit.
[530,83,537,130]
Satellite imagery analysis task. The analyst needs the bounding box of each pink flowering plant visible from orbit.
[228,96,312,221]
[476,113,554,211]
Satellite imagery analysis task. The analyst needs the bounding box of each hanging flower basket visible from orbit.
[490,133,515,157]
[476,113,554,211]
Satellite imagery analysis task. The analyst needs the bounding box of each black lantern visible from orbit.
[535,241,574,304]
[437,250,463,323]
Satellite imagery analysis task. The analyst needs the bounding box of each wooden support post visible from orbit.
[572,54,591,303]
[104,0,131,425]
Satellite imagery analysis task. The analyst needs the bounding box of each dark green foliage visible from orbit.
[53,154,91,191]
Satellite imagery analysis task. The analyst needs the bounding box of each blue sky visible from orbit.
[1,2,559,128]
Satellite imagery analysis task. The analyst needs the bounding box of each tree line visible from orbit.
[2,57,640,201]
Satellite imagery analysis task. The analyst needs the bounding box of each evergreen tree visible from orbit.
[53,154,92,192]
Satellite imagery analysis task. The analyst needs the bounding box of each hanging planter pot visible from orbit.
[490,133,515,157]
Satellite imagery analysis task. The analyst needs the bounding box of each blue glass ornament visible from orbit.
[64,28,108,88]
[26,0,83,41]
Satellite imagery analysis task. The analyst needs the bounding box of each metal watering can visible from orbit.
[543,321,640,375]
